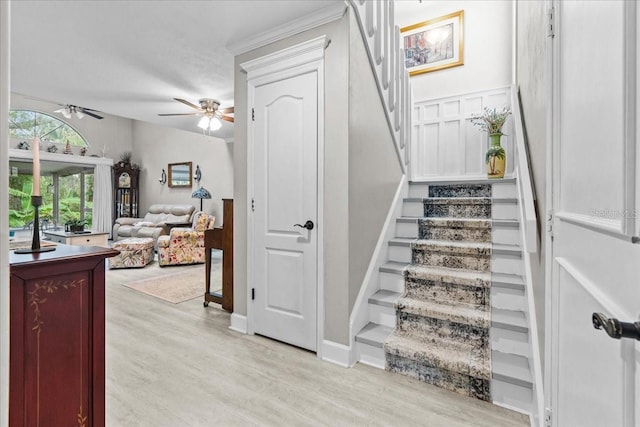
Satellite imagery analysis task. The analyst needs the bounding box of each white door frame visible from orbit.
[240,36,327,358]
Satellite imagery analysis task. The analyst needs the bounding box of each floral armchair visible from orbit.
[157,211,215,267]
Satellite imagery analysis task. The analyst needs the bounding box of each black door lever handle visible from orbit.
[294,220,314,230]
[592,312,640,341]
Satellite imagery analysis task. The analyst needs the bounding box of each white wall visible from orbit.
[396,1,512,101]
[132,121,234,224]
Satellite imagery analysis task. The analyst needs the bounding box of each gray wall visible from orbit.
[516,1,547,361]
[348,12,403,310]
[132,121,233,223]
[234,14,351,344]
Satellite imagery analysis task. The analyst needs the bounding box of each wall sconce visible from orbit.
[194,164,202,183]
[159,169,167,184]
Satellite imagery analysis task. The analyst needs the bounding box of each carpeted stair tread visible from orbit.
[425,197,492,204]
[428,184,492,198]
[384,333,491,380]
[420,217,492,228]
[395,297,490,328]
[412,239,491,254]
[405,265,491,288]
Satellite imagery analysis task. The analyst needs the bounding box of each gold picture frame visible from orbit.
[401,10,464,76]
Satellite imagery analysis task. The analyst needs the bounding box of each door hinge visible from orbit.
[547,210,554,240]
[251,288,255,300]
[547,7,555,38]
[252,107,255,121]
[251,198,255,212]
[545,408,552,427]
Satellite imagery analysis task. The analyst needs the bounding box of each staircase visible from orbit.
[355,179,535,414]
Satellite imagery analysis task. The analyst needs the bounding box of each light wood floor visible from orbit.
[106,261,529,427]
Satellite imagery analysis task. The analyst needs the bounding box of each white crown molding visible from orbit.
[226,2,347,56]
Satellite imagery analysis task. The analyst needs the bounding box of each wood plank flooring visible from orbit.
[106,260,529,426]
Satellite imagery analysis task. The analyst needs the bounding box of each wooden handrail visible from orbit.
[511,85,538,253]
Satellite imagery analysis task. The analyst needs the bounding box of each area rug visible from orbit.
[123,264,221,304]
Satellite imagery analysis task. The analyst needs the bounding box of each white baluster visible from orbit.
[394,27,401,130]
[388,1,396,112]
[365,0,375,37]
[374,0,383,64]
[399,56,405,149]
[382,0,389,89]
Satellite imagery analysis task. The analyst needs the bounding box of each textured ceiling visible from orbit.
[11,0,345,140]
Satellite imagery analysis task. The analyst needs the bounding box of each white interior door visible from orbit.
[251,70,318,351]
[550,1,640,426]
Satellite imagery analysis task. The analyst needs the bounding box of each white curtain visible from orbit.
[93,164,113,237]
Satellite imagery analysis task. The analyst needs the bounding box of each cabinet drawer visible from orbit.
[47,234,67,244]
[69,234,108,247]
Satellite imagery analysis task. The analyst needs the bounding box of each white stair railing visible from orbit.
[349,0,412,173]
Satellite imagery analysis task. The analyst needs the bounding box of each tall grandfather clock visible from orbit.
[113,163,139,222]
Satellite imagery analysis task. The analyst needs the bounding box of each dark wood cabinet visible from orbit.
[9,245,118,427]
[113,164,139,221]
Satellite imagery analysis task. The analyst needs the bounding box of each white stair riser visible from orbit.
[492,254,523,276]
[396,221,418,238]
[402,201,424,217]
[492,182,517,199]
[491,327,530,358]
[492,227,521,246]
[389,245,411,263]
[491,379,533,414]
[492,203,519,220]
[369,304,396,328]
[408,183,429,198]
[491,287,526,312]
[356,341,385,369]
[379,271,405,293]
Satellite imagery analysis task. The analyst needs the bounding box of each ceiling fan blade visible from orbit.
[218,107,234,114]
[157,113,201,117]
[82,110,104,120]
[173,98,202,111]
[80,107,101,112]
[220,115,234,123]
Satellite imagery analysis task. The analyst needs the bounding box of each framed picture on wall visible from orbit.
[401,10,464,76]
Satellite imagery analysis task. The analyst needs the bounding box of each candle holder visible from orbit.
[14,196,56,254]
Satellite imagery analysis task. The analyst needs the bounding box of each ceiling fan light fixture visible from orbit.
[75,110,85,119]
[209,117,222,131]
[197,116,211,130]
[61,108,71,119]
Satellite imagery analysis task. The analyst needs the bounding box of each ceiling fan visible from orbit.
[53,104,104,120]
[158,98,234,132]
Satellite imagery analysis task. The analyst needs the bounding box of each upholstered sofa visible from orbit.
[112,204,196,247]
[157,211,215,267]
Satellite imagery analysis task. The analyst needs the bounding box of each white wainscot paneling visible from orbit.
[411,87,514,181]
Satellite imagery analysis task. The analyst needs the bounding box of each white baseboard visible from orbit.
[229,313,247,334]
[321,340,352,368]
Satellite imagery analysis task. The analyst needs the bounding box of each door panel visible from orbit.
[253,71,318,351]
[551,1,640,425]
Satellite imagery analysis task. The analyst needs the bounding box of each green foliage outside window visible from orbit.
[9,110,88,147]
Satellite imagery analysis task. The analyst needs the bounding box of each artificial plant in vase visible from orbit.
[471,106,511,179]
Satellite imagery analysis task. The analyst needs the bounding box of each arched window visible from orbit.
[8,109,93,230]
[9,109,88,148]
